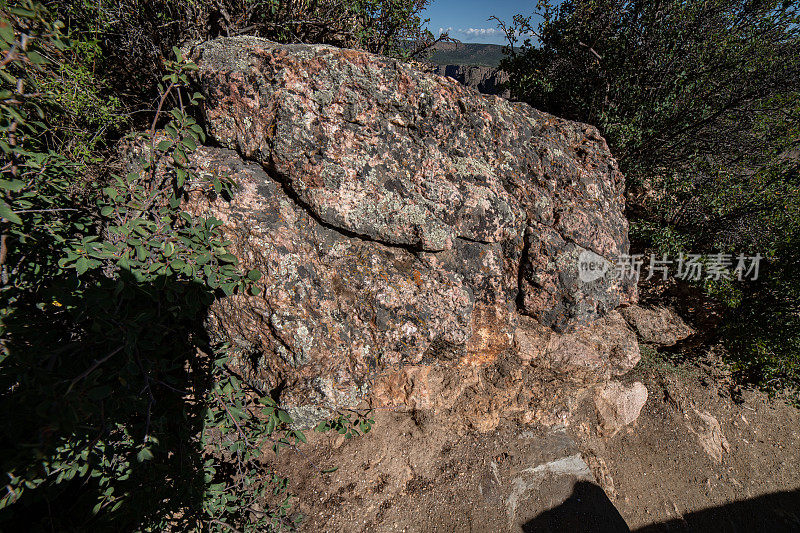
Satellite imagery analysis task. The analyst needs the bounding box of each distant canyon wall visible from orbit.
[433,65,510,98]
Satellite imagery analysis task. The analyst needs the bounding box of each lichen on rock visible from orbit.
[182,36,641,427]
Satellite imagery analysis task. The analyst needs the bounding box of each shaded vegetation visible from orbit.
[500,0,800,398]
[0,0,421,529]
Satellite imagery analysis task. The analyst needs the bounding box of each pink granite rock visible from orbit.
[178,37,639,423]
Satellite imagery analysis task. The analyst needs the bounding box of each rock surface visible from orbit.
[515,312,641,384]
[619,305,693,346]
[432,64,510,98]
[185,36,639,424]
[593,381,649,436]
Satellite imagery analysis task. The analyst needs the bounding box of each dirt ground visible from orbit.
[580,351,800,532]
[266,349,800,532]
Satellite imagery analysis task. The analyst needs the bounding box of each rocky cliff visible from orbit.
[432,64,510,98]
[179,36,662,429]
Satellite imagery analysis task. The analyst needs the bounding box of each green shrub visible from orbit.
[0,2,378,529]
[42,0,437,110]
[499,0,800,397]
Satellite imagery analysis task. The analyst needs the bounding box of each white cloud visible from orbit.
[432,26,509,44]
[461,28,501,36]
[434,27,501,38]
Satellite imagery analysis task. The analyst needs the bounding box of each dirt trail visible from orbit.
[267,352,800,532]
[580,355,800,531]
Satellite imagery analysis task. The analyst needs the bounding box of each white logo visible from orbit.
[578,250,610,283]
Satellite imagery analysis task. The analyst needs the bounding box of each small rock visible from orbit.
[620,305,693,346]
[688,409,730,463]
[594,381,648,436]
[543,311,641,383]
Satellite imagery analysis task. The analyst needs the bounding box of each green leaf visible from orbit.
[277,409,292,425]
[0,200,22,224]
[190,123,207,142]
[103,187,119,201]
[247,269,262,281]
[0,179,25,192]
[136,246,147,261]
[0,69,19,85]
[8,7,35,18]
[181,136,197,151]
[0,19,14,45]
[75,256,90,275]
[217,253,238,264]
[137,447,154,462]
[220,283,235,296]
[26,50,47,65]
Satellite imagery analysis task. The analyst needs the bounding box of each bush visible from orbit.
[1,0,395,529]
[499,0,800,397]
[44,0,438,111]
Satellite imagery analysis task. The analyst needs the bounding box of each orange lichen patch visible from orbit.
[463,303,512,366]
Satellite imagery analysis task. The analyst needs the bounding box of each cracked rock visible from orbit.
[177,37,639,423]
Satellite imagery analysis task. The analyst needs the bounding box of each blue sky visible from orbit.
[422,0,538,45]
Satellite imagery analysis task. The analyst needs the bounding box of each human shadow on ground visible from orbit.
[523,481,800,533]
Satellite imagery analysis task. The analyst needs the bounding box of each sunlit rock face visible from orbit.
[185,37,638,426]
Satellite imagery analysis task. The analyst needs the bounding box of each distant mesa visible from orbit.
[428,42,510,98]
[428,41,506,67]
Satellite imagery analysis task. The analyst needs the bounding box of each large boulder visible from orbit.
[184,37,639,425]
